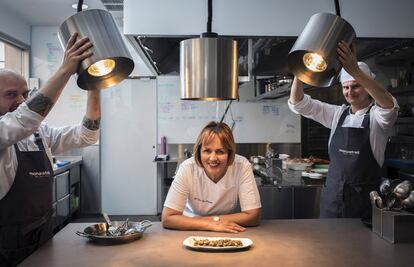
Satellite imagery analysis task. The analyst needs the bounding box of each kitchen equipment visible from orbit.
[393,180,412,199]
[369,191,384,209]
[102,213,117,235]
[380,179,392,196]
[401,191,414,209]
[372,205,414,244]
[76,220,152,244]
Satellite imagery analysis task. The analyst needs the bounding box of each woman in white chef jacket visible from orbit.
[162,121,262,233]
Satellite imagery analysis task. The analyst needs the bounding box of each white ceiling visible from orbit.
[0,0,110,26]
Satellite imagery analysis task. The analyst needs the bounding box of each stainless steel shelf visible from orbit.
[396,117,414,125]
[388,135,414,143]
[388,84,414,96]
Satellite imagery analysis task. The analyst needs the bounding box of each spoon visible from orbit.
[102,213,117,235]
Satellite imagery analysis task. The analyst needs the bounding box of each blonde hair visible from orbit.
[193,121,236,167]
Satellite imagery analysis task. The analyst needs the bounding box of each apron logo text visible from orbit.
[338,149,360,155]
[29,171,51,178]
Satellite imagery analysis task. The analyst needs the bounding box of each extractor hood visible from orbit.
[100,0,414,86]
[128,36,410,79]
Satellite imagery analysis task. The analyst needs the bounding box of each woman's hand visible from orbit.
[208,219,246,233]
[59,32,93,75]
[337,40,359,77]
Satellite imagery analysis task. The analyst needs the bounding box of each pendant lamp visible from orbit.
[288,12,356,87]
[58,1,134,90]
[180,0,238,100]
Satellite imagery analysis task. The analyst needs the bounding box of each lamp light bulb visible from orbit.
[87,59,116,77]
[303,53,327,72]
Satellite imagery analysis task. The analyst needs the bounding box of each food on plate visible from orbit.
[193,238,243,247]
[289,158,313,164]
[309,155,330,164]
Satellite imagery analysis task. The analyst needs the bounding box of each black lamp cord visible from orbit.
[334,0,341,17]
[207,0,212,33]
[219,100,233,124]
[202,0,217,37]
[77,0,83,12]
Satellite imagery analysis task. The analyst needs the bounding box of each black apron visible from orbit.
[320,106,381,219]
[0,133,54,267]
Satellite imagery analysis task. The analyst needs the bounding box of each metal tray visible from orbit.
[76,220,152,244]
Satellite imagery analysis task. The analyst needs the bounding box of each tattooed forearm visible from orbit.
[82,116,101,130]
[26,93,54,117]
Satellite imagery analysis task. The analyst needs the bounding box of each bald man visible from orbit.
[288,41,399,219]
[0,33,100,266]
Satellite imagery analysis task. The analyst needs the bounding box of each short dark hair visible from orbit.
[193,121,236,167]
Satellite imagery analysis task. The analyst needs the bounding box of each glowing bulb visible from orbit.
[87,59,116,77]
[303,53,327,72]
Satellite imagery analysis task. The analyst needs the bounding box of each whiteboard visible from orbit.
[31,26,87,127]
[157,76,300,144]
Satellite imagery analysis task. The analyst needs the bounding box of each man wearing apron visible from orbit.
[0,33,100,266]
[0,134,55,266]
[288,41,399,218]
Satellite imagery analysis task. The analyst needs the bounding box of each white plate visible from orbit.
[311,169,328,174]
[183,236,253,251]
[311,168,328,174]
[279,154,290,160]
[287,162,313,171]
[308,172,324,179]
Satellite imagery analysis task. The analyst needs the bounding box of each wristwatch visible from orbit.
[212,215,220,222]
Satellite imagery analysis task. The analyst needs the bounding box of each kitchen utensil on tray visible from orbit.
[76,220,152,244]
[102,213,117,235]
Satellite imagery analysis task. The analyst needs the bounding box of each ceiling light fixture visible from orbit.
[180,0,238,100]
[287,0,355,87]
[58,0,134,90]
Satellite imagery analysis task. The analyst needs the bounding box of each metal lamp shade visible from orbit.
[58,9,134,90]
[180,37,238,100]
[288,13,356,87]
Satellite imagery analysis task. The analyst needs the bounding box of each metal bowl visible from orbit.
[76,220,152,244]
[401,191,414,209]
[393,180,412,199]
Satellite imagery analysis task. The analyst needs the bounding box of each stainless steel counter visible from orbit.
[21,219,414,267]
[53,156,82,175]
[260,168,325,187]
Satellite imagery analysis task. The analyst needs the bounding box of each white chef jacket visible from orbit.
[164,155,262,217]
[0,102,99,200]
[288,94,399,166]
